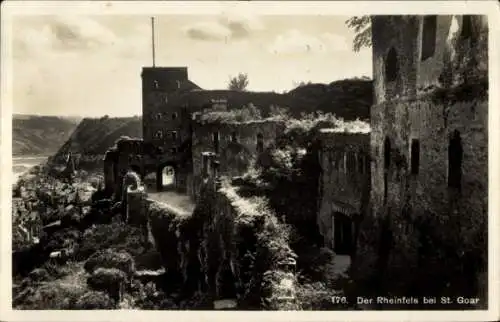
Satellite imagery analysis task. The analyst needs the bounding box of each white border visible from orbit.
[1,1,499,321]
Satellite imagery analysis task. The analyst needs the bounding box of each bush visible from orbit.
[44,228,81,253]
[199,104,263,124]
[14,282,86,310]
[77,221,144,260]
[297,282,345,310]
[84,249,135,277]
[73,291,116,309]
[134,281,178,310]
[28,268,50,282]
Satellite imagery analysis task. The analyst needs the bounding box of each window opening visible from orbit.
[256,133,264,153]
[411,139,420,175]
[231,131,238,143]
[385,47,399,82]
[213,132,220,154]
[448,130,463,190]
[421,15,437,61]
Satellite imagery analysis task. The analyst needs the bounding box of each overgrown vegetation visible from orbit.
[226,111,370,309]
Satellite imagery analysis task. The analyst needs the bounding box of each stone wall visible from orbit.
[372,15,488,105]
[190,119,285,200]
[356,14,489,304]
[316,130,371,249]
[369,89,487,263]
[103,138,144,200]
[126,177,299,309]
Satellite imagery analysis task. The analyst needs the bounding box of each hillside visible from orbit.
[288,78,373,121]
[167,78,372,121]
[13,115,81,156]
[53,116,142,162]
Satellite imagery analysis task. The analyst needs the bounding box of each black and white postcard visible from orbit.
[1,1,499,321]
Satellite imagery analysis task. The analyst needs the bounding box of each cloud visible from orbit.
[183,12,264,42]
[268,30,350,55]
[14,16,120,58]
[184,21,231,41]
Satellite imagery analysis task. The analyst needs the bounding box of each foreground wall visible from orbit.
[127,177,299,309]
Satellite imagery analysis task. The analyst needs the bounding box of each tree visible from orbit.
[345,16,372,52]
[228,73,249,91]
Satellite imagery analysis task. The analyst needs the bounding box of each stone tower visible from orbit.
[367,15,488,271]
[141,67,189,154]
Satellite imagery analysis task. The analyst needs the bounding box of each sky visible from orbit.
[11,13,372,117]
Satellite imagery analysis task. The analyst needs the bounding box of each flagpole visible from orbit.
[151,17,156,67]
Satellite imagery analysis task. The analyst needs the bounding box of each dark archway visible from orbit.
[448,130,463,191]
[333,212,355,255]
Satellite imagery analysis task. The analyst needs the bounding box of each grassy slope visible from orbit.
[13,115,81,156]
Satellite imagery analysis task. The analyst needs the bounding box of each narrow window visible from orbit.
[358,154,365,174]
[153,80,159,89]
[156,113,162,120]
[460,15,473,40]
[448,130,463,190]
[383,137,391,204]
[213,132,220,153]
[155,130,163,139]
[384,137,391,170]
[176,80,181,89]
[256,133,264,153]
[165,96,168,104]
[347,151,356,173]
[202,154,208,176]
[171,131,178,141]
[411,139,420,175]
[385,47,399,82]
[421,15,437,61]
[231,131,238,143]
[172,112,178,120]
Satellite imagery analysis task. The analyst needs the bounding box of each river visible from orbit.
[12,155,48,184]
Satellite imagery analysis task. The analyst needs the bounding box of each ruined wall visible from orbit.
[371,16,421,103]
[356,15,489,302]
[372,15,488,104]
[133,178,298,309]
[317,131,371,248]
[369,90,487,268]
[191,120,285,199]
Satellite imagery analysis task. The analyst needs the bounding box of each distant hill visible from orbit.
[169,77,373,121]
[53,116,142,163]
[13,115,81,156]
[288,78,373,120]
